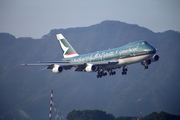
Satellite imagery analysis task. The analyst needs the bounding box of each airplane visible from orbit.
[22,34,159,78]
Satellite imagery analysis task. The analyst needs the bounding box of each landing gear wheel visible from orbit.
[109,72,112,76]
[97,70,108,78]
[113,71,116,75]
[122,66,128,75]
[122,71,127,75]
[144,65,148,69]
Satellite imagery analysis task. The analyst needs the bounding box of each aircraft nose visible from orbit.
[145,44,156,54]
[150,46,157,53]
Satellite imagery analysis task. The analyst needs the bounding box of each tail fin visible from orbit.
[56,34,79,58]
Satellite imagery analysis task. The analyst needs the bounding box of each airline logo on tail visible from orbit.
[56,34,79,58]
[59,39,69,55]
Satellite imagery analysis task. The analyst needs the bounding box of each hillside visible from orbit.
[66,110,180,120]
[0,20,180,120]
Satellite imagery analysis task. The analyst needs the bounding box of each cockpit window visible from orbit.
[141,41,149,45]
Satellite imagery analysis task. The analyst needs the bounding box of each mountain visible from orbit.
[0,20,180,120]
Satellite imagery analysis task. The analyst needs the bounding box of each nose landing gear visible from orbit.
[143,65,148,69]
[141,60,151,69]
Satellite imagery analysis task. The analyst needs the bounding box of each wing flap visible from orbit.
[21,63,53,66]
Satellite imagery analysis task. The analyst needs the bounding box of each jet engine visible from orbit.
[52,65,63,73]
[151,54,159,62]
[85,63,97,72]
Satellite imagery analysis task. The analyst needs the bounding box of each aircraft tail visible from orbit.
[56,34,79,58]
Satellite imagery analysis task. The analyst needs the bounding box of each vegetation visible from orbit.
[141,111,180,120]
[115,116,137,120]
[66,110,180,120]
[66,110,115,120]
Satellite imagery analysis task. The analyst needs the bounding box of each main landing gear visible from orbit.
[109,70,116,76]
[96,69,116,78]
[96,67,129,78]
[97,70,107,78]
[122,66,128,75]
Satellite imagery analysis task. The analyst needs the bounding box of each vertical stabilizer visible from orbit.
[56,34,79,58]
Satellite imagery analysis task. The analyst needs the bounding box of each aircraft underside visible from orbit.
[92,54,159,78]
[94,61,148,78]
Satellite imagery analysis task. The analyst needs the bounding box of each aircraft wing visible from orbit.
[88,60,118,66]
[74,60,119,71]
[21,60,119,71]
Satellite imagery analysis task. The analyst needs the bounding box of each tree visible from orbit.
[141,111,180,120]
[66,109,115,120]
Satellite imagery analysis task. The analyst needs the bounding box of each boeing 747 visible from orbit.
[22,34,159,78]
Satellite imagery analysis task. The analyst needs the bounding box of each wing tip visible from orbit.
[21,63,27,66]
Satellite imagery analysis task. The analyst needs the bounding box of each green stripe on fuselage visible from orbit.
[62,41,156,63]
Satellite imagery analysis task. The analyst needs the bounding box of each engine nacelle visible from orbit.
[52,65,63,73]
[151,54,159,62]
[85,63,97,72]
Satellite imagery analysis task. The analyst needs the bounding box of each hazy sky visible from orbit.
[0,0,180,38]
